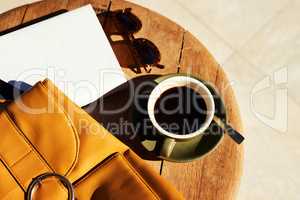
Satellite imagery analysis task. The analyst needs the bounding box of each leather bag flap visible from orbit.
[5,80,80,176]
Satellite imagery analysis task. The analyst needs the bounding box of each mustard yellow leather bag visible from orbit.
[0,79,183,200]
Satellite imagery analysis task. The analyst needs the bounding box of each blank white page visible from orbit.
[0,5,127,106]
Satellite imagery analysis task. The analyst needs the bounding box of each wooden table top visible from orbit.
[0,0,244,199]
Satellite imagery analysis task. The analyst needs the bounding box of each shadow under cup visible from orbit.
[147,76,215,157]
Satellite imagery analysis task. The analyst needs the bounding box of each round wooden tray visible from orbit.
[0,0,244,199]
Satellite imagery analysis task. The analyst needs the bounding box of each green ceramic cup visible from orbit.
[148,74,215,158]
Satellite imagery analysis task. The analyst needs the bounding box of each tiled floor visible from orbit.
[0,0,299,199]
[0,0,40,13]
[129,0,300,199]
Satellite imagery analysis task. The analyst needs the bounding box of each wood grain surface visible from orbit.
[162,31,244,200]
[0,1,244,199]
[0,5,27,32]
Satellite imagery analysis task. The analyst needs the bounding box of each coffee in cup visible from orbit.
[147,75,215,157]
[154,86,208,135]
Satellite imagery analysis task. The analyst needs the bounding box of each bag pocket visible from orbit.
[0,161,23,200]
[74,153,159,200]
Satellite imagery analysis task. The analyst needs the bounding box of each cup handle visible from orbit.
[160,138,176,158]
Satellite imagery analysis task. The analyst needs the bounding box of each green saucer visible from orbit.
[137,74,226,162]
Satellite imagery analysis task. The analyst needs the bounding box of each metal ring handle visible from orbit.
[26,173,75,200]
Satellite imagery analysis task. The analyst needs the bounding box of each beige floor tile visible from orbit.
[288,64,300,105]
[175,0,291,49]
[240,0,300,69]
[128,0,234,64]
[223,54,300,200]
[0,0,41,14]
[239,0,300,104]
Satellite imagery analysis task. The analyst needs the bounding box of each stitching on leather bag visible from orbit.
[3,111,54,173]
[40,81,80,176]
[0,153,25,191]
[73,153,119,186]
[3,111,68,194]
[10,150,32,167]
[122,150,160,200]
[73,153,159,200]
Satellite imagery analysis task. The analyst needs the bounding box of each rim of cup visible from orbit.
[147,76,215,139]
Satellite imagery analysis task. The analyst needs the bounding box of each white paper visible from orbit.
[0,5,127,106]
